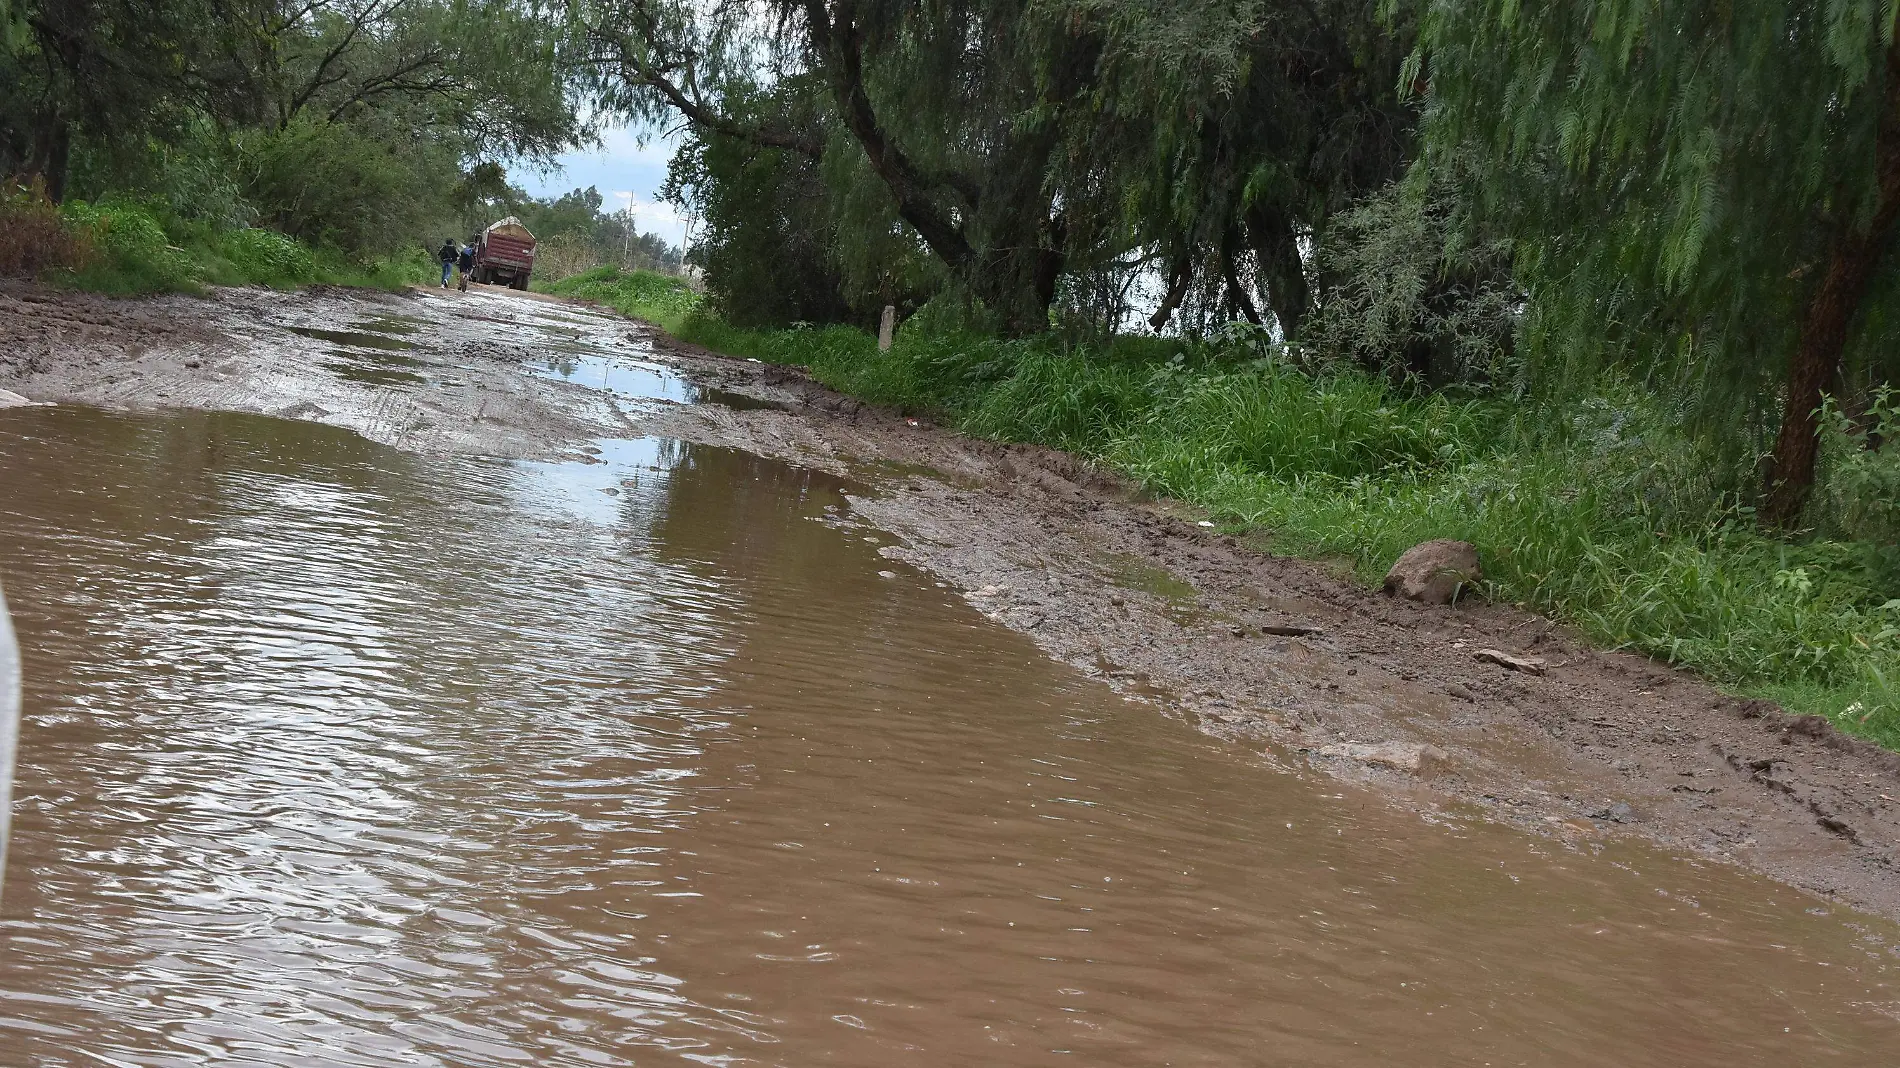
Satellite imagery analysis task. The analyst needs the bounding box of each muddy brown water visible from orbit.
[2,397,1900,1065]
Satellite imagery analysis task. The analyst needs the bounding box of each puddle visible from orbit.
[530,350,695,402]
[4,407,1900,1066]
[316,344,433,387]
[349,314,425,336]
[530,310,608,328]
[320,360,425,386]
[287,325,417,350]
[530,349,783,410]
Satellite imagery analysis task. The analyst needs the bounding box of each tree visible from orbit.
[1415,0,1900,526]
[0,0,259,198]
[1065,0,1417,338]
[581,0,1103,335]
[580,0,1418,337]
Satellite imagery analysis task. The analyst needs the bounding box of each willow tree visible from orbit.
[0,0,261,197]
[1415,0,1900,526]
[1064,0,1416,337]
[582,0,1102,335]
[581,0,1419,336]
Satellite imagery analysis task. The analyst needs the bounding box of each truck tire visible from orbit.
[511,275,528,291]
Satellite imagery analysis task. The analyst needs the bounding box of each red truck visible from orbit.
[468,217,536,290]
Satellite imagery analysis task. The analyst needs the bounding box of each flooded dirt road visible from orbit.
[1,361,1899,1063]
[4,284,1900,1063]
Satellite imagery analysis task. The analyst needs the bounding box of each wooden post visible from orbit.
[878,305,896,351]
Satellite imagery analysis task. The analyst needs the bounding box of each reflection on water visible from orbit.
[529,350,786,411]
[287,326,418,351]
[530,350,696,403]
[1,406,1898,1067]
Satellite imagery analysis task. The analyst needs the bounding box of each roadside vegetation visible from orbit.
[0,1,676,295]
[2,182,433,293]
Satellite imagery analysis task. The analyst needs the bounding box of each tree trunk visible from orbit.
[1760,38,1900,528]
[1220,231,1262,327]
[22,117,71,203]
[980,240,1064,338]
[1244,203,1308,340]
[1149,247,1193,331]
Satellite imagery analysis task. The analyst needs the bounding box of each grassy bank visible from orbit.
[2,184,431,295]
[539,265,704,331]
[549,268,1900,749]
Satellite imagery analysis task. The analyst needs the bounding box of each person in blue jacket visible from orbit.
[438,239,456,287]
[457,241,476,291]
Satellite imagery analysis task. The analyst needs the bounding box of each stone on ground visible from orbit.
[1473,648,1547,675]
[1383,539,1481,605]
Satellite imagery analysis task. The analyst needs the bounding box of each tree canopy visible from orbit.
[1414,0,1900,523]
[3,0,588,252]
[580,0,1416,335]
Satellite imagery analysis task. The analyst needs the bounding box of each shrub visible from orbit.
[219,227,317,285]
[0,180,90,276]
[1814,390,1900,548]
[59,198,201,293]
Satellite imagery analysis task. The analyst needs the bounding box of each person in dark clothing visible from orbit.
[457,241,476,291]
[438,239,456,287]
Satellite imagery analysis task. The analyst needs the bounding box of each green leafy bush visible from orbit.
[1814,391,1900,548]
[218,228,317,285]
[59,198,201,293]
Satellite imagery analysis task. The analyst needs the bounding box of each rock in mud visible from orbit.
[1262,622,1324,637]
[1592,801,1638,824]
[1383,540,1481,605]
[1317,741,1449,774]
[0,388,38,408]
[1473,648,1548,675]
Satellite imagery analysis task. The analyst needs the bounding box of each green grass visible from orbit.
[537,266,705,331]
[592,302,1900,750]
[28,197,433,296]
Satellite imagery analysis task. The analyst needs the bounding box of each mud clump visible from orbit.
[1383,540,1482,605]
[1318,741,1450,774]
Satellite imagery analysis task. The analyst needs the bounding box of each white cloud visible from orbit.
[625,197,691,249]
[516,121,685,247]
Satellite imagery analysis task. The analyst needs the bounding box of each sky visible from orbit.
[513,123,692,250]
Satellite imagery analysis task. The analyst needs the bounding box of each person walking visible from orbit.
[438,239,456,288]
[457,241,475,291]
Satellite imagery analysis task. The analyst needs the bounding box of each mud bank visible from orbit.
[5,280,1899,922]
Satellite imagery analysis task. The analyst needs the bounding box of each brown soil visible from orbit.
[6,281,1898,922]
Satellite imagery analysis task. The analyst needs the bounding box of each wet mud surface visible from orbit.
[4,279,1900,933]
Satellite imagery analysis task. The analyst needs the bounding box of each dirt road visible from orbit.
[5,279,1899,922]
